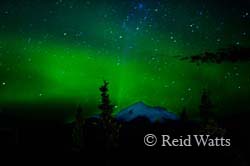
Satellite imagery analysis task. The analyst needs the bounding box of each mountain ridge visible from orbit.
[116,101,179,123]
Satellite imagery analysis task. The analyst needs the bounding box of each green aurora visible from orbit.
[0,0,250,122]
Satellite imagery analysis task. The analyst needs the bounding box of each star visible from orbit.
[138,3,144,9]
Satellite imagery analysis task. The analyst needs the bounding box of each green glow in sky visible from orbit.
[0,0,250,122]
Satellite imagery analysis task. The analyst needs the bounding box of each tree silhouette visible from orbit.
[98,80,120,150]
[199,89,213,122]
[72,105,85,148]
[99,80,114,120]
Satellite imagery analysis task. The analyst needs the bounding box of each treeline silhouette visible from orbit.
[69,83,249,165]
[0,81,249,165]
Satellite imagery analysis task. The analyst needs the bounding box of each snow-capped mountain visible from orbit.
[116,102,179,123]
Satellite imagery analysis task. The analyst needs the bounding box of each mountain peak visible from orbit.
[116,102,179,123]
[128,101,147,109]
[133,101,145,105]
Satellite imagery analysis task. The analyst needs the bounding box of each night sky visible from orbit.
[0,0,250,121]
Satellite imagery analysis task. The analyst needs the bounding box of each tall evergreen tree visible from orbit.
[99,80,114,120]
[98,80,120,149]
[72,106,85,148]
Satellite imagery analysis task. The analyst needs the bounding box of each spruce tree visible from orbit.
[72,106,85,148]
[99,80,114,121]
[98,80,120,149]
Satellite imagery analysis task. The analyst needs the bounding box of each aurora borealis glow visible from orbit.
[0,0,250,121]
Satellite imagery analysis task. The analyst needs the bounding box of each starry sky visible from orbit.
[0,0,250,121]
